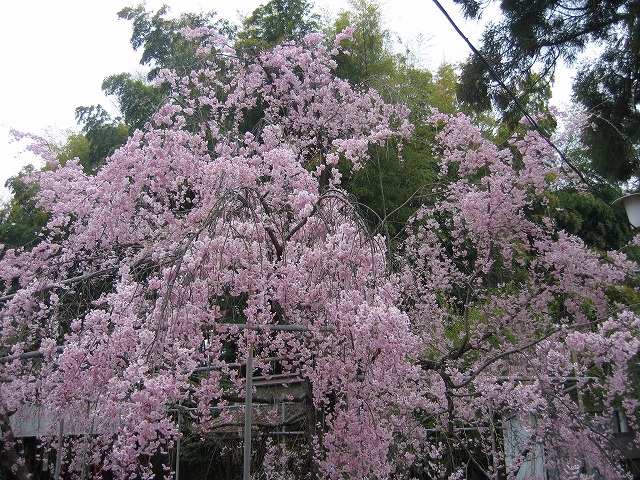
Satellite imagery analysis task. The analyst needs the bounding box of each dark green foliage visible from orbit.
[66,5,228,173]
[453,0,640,182]
[552,189,634,251]
[177,435,243,479]
[573,43,640,182]
[0,166,49,249]
[102,73,165,130]
[66,4,216,174]
[342,142,439,240]
[332,0,396,86]
[427,64,460,115]
[457,29,555,133]
[74,105,131,173]
[457,55,491,111]
[117,4,225,79]
[329,0,455,241]
[236,0,319,52]
[53,132,91,167]
[327,1,447,239]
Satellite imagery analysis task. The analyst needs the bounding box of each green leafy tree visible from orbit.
[573,45,640,182]
[236,0,319,51]
[51,131,91,167]
[327,1,469,239]
[542,136,635,252]
[552,188,634,251]
[0,166,49,249]
[429,64,460,115]
[67,5,227,171]
[332,0,396,86]
[117,4,224,79]
[66,5,218,173]
[74,105,131,173]
[329,2,453,239]
[101,73,165,130]
[458,51,556,138]
[453,0,640,183]
[341,64,463,240]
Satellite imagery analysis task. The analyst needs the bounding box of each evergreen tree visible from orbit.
[453,0,640,183]
[236,0,319,52]
[0,166,49,249]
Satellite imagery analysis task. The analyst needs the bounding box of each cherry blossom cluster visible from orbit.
[399,110,639,479]
[0,29,419,479]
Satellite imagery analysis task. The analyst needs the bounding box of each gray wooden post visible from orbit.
[176,409,181,480]
[243,345,253,480]
[54,418,64,480]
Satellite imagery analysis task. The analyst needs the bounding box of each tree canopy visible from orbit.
[331,0,396,86]
[236,0,319,51]
[454,0,640,184]
[117,4,225,79]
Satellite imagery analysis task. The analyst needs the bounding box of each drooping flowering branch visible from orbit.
[399,110,639,479]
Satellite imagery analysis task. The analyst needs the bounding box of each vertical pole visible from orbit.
[54,418,64,480]
[243,345,253,480]
[176,409,181,480]
[489,405,497,480]
[280,401,285,476]
[81,403,89,480]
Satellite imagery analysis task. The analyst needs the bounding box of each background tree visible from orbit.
[453,0,640,183]
[101,72,165,130]
[331,0,396,86]
[73,105,131,173]
[117,4,224,79]
[541,109,636,251]
[0,132,64,250]
[235,0,319,51]
[64,5,224,171]
[328,0,454,240]
[0,166,49,249]
[51,130,91,166]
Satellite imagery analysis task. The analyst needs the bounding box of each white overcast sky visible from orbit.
[0,0,573,200]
